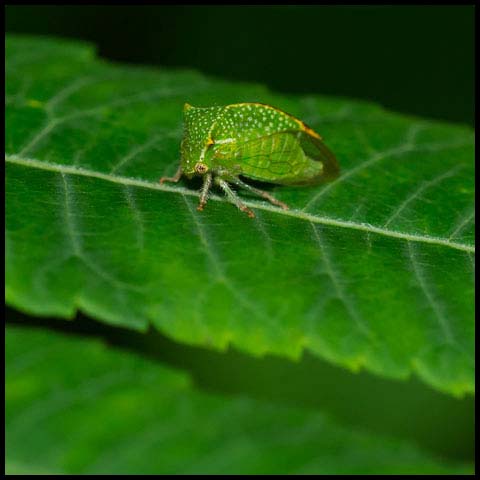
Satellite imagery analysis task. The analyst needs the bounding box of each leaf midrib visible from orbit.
[6,154,475,254]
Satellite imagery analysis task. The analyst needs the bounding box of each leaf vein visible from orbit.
[383,165,463,228]
[302,125,471,213]
[6,155,474,253]
[182,195,262,321]
[59,173,143,292]
[311,223,372,337]
[448,208,475,241]
[123,186,145,251]
[406,241,455,345]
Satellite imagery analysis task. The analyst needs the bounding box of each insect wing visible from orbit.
[296,130,339,181]
[218,130,339,185]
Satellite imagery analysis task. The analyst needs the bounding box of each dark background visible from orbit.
[6,5,474,126]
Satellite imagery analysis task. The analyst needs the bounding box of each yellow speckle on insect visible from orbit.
[300,123,322,140]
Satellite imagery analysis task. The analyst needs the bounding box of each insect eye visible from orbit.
[194,162,208,174]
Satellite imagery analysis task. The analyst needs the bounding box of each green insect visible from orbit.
[160,102,339,218]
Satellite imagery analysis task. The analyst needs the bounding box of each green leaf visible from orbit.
[5,35,475,396]
[5,325,473,475]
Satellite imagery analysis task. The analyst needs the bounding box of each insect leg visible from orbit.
[229,177,289,210]
[197,172,212,211]
[159,165,183,184]
[215,178,255,218]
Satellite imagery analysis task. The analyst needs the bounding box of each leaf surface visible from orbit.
[5,325,473,475]
[5,36,475,395]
